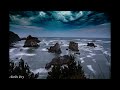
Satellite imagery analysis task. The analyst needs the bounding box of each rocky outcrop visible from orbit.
[45,55,74,69]
[75,52,80,55]
[69,41,79,51]
[87,42,96,47]
[23,35,40,47]
[47,43,62,54]
[9,31,20,47]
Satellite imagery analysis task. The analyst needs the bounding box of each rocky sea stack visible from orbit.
[87,42,96,47]
[47,43,62,54]
[23,35,40,47]
[9,31,20,47]
[69,41,79,51]
[45,55,74,70]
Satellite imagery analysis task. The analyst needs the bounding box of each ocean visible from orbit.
[9,37,111,79]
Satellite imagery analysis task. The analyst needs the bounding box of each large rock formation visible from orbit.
[47,43,62,54]
[68,41,79,51]
[87,42,96,47]
[9,31,20,47]
[23,35,40,47]
[45,55,74,70]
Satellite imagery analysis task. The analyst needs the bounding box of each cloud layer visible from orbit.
[9,11,111,38]
[9,11,110,29]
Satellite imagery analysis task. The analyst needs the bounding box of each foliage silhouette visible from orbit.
[47,55,87,79]
[9,59,39,79]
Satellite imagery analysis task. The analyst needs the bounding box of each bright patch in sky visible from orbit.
[57,11,72,16]
[76,11,83,18]
[39,11,46,17]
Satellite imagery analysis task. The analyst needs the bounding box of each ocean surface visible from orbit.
[9,37,111,79]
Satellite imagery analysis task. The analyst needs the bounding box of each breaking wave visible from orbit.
[31,68,48,74]
[15,52,36,56]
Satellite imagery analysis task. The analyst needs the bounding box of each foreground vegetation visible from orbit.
[9,59,39,79]
[9,56,87,79]
[47,55,87,79]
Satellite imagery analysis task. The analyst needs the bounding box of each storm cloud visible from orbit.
[9,11,110,27]
[9,11,111,38]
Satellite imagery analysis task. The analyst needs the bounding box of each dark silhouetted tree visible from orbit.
[9,59,39,79]
[47,55,87,79]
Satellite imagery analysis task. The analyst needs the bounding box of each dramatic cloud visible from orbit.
[9,11,111,38]
[9,11,110,27]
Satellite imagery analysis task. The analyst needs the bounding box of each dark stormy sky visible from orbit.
[9,11,111,38]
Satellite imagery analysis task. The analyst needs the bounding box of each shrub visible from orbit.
[47,55,87,79]
[9,59,39,79]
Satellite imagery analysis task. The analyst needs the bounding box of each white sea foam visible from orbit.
[87,65,96,74]
[103,51,111,56]
[41,48,48,51]
[32,68,48,74]
[81,39,88,42]
[92,59,96,63]
[66,50,69,55]
[21,47,29,50]
[79,44,94,52]
[78,43,86,46]
[80,39,93,42]
[78,42,104,53]
[18,56,23,60]
[15,53,36,56]
[49,40,58,43]
[86,55,92,57]
[14,43,24,47]
[79,57,85,63]
[85,49,93,52]
[103,51,108,54]
[89,53,96,56]
[81,60,84,63]
[48,40,59,45]
[60,53,63,56]
[9,48,16,53]
[62,44,69,47]
[93,45,103,51]
[80,57,85,60]
[41,39,49,46]
[49,40,68,46]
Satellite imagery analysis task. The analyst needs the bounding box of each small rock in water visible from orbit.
[87,42,96,47]
[47,43,62,54]
[20,49,23,51]
[23,35,40,47]
[69,41,79,51]
[75,52,80,55]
